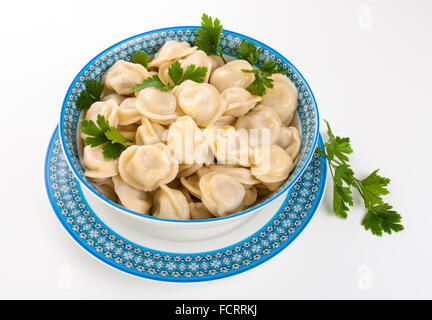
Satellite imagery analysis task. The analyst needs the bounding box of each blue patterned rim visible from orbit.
[46,126,326,282]
[58,26,320,224]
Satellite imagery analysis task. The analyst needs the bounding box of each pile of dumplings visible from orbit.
[81,40,301,220]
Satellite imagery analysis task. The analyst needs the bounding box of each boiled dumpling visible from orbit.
[173,80,226,127]
[199,172,246,217]
[203,125,251,167]
[136,87,179,125]
[243,186,258,207]
[167,116,209,165]
[104,60,149,95]
[177,164,203,178]
[251,144,293,183]
[112,175,152,214]
[117,97,141,125]
[210,60,255,92]
[189,202,215,220]
[235,105,281,147]
[102,93,126,105]
[276,126,301,160]
[221,87,261,117]
[118,143,178,191]
[135,118,167,145]
[262,74,298,124]
[83,145,118,179]
[180,174,202,199]
[117,124,138,141]
[148,40,197,68]
[179,50,214,82]
[158,60,175,86]
[198,165,259,188]
[213,115,236,126]
[152,185,191,220]
[84,100,119,128]
[93,177,118,202]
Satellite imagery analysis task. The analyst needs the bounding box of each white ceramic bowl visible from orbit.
[59,27,320,240]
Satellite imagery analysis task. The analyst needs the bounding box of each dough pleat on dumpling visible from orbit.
[251,144,293,184]
[82,145,118,179]
[117,97,141,125]
[221,87,262,117]
[135,118,167,145]
[210,60,255,92]
[112,175,152,214]
[136,87,179,125]
[148,40,197,68]
[152,185,191,220]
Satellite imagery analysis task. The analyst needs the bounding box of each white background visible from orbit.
[1,0,431,299]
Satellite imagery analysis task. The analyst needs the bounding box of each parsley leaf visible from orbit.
[194,13,226,63]
[131,51,149,68]
[358,170,391,208]
[243,68,275,96]
[80,114,130,159]
[129,74,173,92]
[362,204,404,236]
[129,62,208,92]
[76,79,104,110]
[316,121,404,236]
[237,39,262,65]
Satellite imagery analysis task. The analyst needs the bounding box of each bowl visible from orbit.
[59,26,319,240]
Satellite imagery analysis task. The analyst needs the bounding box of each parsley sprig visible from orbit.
[236,39,285,96]
[76,79,104,110]
[81,114,130,159]
[194,13,226,63]
[130,51,149,68]
[129,61,207,92]
[316,121,404,236]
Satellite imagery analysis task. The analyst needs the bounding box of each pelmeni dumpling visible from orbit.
[118,144,178,191]
[93,177,118,202]
[210,60,255,92]
[180,174,202,199]
[135,118,167,145]
[179,50,214,82]
[203,125,251,166]
[198,165,259,188]
[213,115,236,126]
[112,175,152,214]
[276,126,301,160]
[262,74,298,123]
[208,56,225,71]
[158,60,175,86]
[152,185,190,220]
[83,145,118,179]
[148,40,197,68]
[117,124,139,141]
[221,87,262,117]
[199,172,246,217]
[178,164,203,178]
[104,60,149,95]
[235,105,281,147]
[251,144,293,183]
[136,87,179,125]
[189,202,215,220]
[167,116,209,165]
[117,97,141,125]
[243,186,258,207]
[85,100,119,128]
[173,80,226,127]
[102,93,126,105]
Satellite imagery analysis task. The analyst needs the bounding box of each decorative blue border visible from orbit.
[45,126,326,282]
[58,26,320,224]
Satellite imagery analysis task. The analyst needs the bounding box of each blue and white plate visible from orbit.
[45,127,327,282]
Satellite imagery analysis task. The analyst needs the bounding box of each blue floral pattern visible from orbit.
[59,26,319,210]
[46,127,326,282]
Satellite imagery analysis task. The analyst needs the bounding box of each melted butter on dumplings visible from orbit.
[118,144,178,191]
